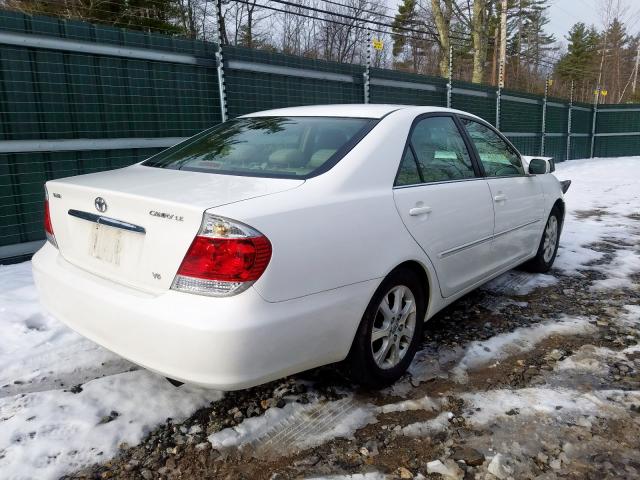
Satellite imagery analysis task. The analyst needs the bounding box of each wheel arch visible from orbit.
[390,260,431,310]
[347,259,434,354]
[552,197,565,231]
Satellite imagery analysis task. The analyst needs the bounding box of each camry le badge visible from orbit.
[94,197,107,213]
[149,210,184,222]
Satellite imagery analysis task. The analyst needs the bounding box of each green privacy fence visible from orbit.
[1,10,640,262]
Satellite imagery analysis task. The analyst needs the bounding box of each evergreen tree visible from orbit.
[391,0,422,72]
[513,0,556,74]
[555,23,599,82]
[602,18,630,102]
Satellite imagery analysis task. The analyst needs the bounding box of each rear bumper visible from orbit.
[32,243,377,390]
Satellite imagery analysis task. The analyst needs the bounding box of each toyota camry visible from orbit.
[32,104,567,390]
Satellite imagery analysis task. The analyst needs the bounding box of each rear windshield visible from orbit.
[143,116,376,178]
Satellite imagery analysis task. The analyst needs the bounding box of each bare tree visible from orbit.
[470,0,490,83]
[430,0,453,77]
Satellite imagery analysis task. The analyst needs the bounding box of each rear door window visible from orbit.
[395,148,422,186]
[408,116,475,183]
[143,117,375,178]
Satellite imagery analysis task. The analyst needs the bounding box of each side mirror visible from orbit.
[522,156,555,174]
[528,158,549,175]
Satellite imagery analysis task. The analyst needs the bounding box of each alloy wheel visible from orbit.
[370,285,417,369]
[543,215,558,263]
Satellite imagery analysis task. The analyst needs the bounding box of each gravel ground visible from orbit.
[65,219,640,480]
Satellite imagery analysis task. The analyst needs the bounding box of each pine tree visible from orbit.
[602,18,630,103]
[508,0,555,77]
[556,23,599,82]
[554,23,599,102]
[391,0,423,72]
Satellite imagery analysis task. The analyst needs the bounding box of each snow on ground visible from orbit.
[209,397,378,460]
[590,247,640,290]
[401,411,453,437]
[0,371,214,480]
[0,263,220,480]
[553,156,640,280]
[482,271,558,296]
[1,156,640,478]
[460,387,640,427]
[451,315,596,383]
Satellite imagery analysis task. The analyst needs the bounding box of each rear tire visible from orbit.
[522,207,561,273]
[348,267,426,388]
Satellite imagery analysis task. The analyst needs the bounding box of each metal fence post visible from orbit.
[590,87,599,158]
[495,88,501,129]
[496,50,503,129]
[541,75,549,156]
[363,30,371,104]
[446,45,452,109]
[213,0,228,122]
[566,80,573,161]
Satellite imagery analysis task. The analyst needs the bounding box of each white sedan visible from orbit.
[32,104,566,390]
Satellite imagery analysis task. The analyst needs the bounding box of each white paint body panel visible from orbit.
[393,180,495,297]
[32,105,565,390]
[485,176,544,267]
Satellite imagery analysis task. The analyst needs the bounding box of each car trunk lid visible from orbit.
[46,165,303,293]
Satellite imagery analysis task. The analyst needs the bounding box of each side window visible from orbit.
[409,116,475,183]
[461,118,525,177]
[395,148,422,186]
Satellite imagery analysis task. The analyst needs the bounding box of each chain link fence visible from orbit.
[1,8,639,262]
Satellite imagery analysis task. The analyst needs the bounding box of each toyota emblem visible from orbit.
[94,197,107,213]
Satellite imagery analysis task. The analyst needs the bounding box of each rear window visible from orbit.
[143,116,376,178]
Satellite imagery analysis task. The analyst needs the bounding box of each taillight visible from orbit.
[44,189,58,248]
[172,213,272,297]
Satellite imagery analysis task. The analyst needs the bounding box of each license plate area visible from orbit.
[89,223,124,265]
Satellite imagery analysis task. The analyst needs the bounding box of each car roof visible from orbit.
[240,104,478,120]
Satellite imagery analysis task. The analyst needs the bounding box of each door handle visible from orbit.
[493,194,507,202]
[409,206,432,216]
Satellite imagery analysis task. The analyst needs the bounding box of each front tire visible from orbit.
[348,268,426,388]
[523,207,561,273]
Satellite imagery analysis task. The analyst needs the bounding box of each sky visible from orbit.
[547,0,604,45]
[384,0,639,52]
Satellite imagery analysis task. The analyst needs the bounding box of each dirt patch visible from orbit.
[574,209,610,220]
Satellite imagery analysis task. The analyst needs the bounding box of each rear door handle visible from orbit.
[493,194,507,202]
[409,206,432,216]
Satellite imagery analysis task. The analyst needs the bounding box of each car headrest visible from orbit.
[307,149,336,169]
[268,149,304,165]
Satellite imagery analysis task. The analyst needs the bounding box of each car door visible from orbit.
[393,114,495,298]
[459,117,544,269]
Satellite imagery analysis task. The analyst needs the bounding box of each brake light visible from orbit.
[172,214,272,296]
[44,191,58,248]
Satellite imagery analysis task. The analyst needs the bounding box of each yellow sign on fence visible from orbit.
[372,39,384,51]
